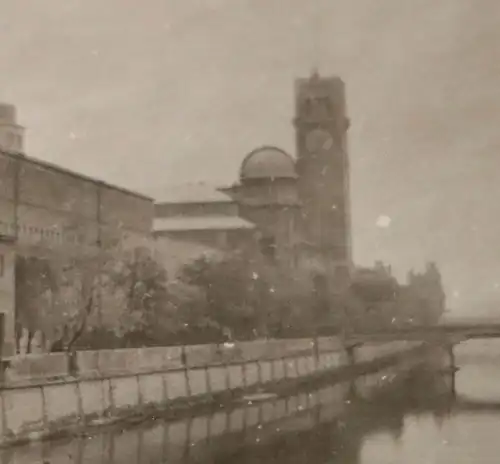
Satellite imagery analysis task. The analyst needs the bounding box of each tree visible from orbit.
[75,247,216,349]
[402,262,446,326]
[347,269,400,331]
[105,247,176,346]
[14,254,55,353]
[260,266,320,337]
[14,227,120,354]
[178,251,325,340]
[48,244,109,352]
[165,278,223,344]
[15,227,222,351]
[179,251,285,340]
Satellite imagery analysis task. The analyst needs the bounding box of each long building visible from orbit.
[0,104,153,249]
[0,103,154,355]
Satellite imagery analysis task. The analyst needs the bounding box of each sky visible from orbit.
[1,0,500,313]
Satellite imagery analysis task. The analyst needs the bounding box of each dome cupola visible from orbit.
[239,146,296,182]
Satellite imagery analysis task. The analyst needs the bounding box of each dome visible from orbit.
[240,146,297,181]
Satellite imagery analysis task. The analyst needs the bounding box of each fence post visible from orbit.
[0,313,5,383]
[446,343,457,399]
[346,342,356,366]
[313,336,319,366]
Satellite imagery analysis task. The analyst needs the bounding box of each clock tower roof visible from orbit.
[240,146,297,182]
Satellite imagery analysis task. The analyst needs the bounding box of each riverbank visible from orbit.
[0,349,450,464]
[0,337,431,448]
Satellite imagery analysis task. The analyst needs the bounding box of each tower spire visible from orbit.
[310,0,323,74]
[311,66,320,79]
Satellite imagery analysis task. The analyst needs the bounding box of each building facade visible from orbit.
[153,184,255,252]
[222,146,301,268]
[0,102,155,355]
[0,71,354,354]
[154,71,354,289]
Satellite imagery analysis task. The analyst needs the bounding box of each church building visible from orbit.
[154,71,353,288]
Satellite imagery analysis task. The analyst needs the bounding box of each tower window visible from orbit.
[303,98,313,115]
[259,235,276,261]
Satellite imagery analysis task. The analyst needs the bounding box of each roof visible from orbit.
[0,150,152,201]
[294,73,345,95]
[240,146,297,181]
[153,215,255,232]
[153,182,234,204]
[0,102,151,201]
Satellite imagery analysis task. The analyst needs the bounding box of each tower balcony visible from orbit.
[292,116,350,131]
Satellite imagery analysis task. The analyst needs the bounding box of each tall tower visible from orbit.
[294,71,352,284]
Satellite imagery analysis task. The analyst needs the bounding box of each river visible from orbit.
[2,340,499,463]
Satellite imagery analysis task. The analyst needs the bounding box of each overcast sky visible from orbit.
[1,0,500,312]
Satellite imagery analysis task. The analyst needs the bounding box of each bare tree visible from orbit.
[14,224,120,354]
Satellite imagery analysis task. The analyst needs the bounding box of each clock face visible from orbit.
[305,129,334,153]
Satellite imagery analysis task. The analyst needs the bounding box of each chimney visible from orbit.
[0,103,25,153]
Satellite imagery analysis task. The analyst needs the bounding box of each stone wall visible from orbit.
[2,365,418,464]
[0,337,425,447]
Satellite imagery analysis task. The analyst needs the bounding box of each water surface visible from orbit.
[2,341,499,463]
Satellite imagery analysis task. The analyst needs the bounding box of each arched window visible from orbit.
[302,98,313,115]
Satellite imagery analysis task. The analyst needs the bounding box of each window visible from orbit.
[216,231,228,248]
[6,133,15,149]
[259,235,276,261]
[302,98,313,115]
[316,97,332,114]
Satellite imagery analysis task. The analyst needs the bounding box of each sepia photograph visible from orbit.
[0,0,498,462]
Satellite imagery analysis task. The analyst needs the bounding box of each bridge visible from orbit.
[349,322,500,343]
[342,320,500,401]
[371,392,500,415]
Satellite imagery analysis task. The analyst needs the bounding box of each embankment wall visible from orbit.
[2,362,436,464]
[0,337,427,447]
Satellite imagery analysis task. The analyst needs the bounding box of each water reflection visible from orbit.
[356,341,500,464]
[3,342,500,464]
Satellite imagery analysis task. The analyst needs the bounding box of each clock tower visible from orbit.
[294,71,352,284]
